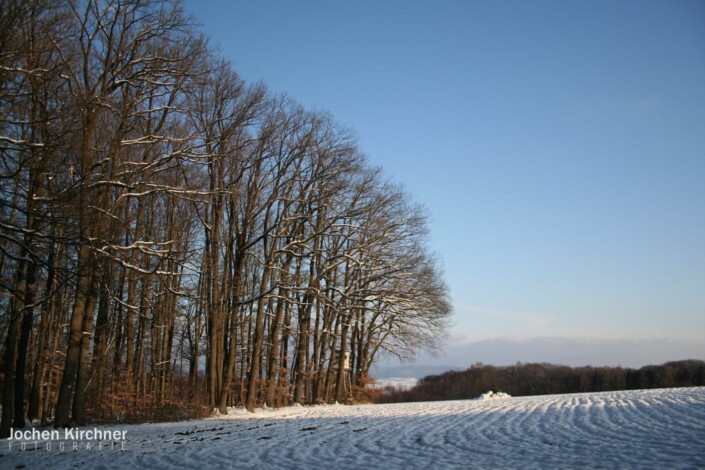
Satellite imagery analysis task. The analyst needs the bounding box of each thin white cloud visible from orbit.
[411,336,705,369]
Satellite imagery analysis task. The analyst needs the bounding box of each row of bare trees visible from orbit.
[0,0,450,433]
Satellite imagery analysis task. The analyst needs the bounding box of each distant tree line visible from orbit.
[0,0,450,433]
[377,360,705,403]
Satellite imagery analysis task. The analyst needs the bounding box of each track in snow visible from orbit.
[4,387,705,469]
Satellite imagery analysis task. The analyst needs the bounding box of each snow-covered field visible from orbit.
[4,387,704,469]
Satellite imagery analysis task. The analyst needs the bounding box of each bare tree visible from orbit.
[0,0,451,429]
[50,0,205,427]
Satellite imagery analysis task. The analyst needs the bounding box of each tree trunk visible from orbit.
[91,268,111,404]
[0,259,28,437]
[265,281,289,407]
[245,263,272,412]
[335,314,351,403]
[54,244,96,428]
[28,236,58,422]
[71,271,98,425]
[217,254,244,413]
[12,260,37,428]
[293,298,311,405]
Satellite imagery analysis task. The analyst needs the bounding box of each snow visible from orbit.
[4,387,704,469]
[370,377,419,390]
[477,390,511,400]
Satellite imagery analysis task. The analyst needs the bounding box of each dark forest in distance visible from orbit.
[377,360,705,403]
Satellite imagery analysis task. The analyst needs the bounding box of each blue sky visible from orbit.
[184,0,705,367]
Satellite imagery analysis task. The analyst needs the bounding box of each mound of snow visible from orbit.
[478,391,511,400]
